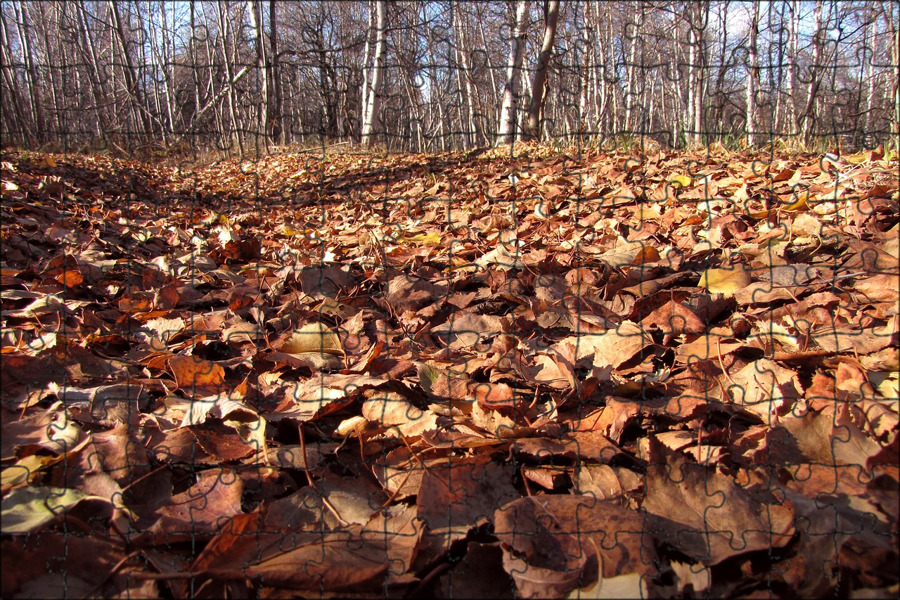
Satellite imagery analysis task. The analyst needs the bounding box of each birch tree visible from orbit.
[247,0,269,147]
[745,0,760,146]
[800,0,825,146]
[361,0,386,147]
[524,0,560,140]
[498,0,529,146]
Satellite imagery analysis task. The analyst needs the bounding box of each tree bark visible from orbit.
[800,0,824,146]
[215,0,244,155]
[248,0,269,148]
[14,1,43,145]
[268,0,282,144]
[108,0,152,138]
[887,2,900,139]
[498,0,529,146]
[745,0,760,146]
[0,14,30,143]
[361,0,386,147]
[524,0,559,140]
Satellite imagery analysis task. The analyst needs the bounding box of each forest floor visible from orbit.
[1,143,898,598]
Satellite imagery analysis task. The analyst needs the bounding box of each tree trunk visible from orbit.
[452,4,479,148]
[0,15,30,143]
[524,0,559,140]
[361,0,386,147]
[623,1,638,132]
[37,3,65,139]
[678,2,708,146]
[498,0,529,146]
[801,0,824,146]
[887,3,900,139]
[108,0,152,138]
[360,2,373,136]
[475,5,499,127]
[14,1,43,145]
[248,0,269,148]
[268,0,282,144]
[785,0,798,133]
[745,0,760,146]
[215,0,244,155]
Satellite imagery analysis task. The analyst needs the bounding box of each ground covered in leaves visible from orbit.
[1,143,898,598]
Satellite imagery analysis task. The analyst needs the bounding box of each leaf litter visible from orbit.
[0,144,897,598]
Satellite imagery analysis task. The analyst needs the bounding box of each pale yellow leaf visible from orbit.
[669,175,692,187]
[698,267,752,296]
[402,231,442,247]
[1,486,113,533]
[281,322,343,355]
[335,415,369,437]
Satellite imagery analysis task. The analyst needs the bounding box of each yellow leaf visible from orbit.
[875,372,898,399]
[669,175,692,187]
[402,231,442,247]
[1,455,49,491]
[698,267,752,296]
[783,195,808,212]
[1,486,114,533]
[335,415,369,437]
[281,322,343,355]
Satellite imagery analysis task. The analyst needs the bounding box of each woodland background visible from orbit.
[1,0,898,156]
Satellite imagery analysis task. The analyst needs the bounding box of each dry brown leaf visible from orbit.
[642,440,794,565]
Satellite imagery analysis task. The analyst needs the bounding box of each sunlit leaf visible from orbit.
[280,322,343,355]
[1,486,113,533]
[669,174,692,187]
[401,231,442,246]
[698,266,752,296]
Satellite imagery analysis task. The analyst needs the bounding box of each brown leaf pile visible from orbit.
[1,143,898,598]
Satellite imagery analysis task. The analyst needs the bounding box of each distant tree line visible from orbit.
[1,1,897,156]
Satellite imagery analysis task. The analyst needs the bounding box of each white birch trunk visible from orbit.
[525,0,559,140]
[247,0,268,146]
[498,0,529,146]
[361,0,386,147]
[801,0,824,146]
[745,0,759,146]
[360,2,373,137]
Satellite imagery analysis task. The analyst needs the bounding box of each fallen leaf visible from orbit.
[280,321,343,355]
[1,486,115,533]
[698,266,752,296]
[642,440,794,565]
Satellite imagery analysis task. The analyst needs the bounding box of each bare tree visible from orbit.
[887,2,900,138]
[268,1,283,144]
[800,0,825,146]
[524,0,560,140]
[745,0,760,146]
[498,0,529,146]
[1,0,896,155]
[248,0,269,149]
[361,0,386,147]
